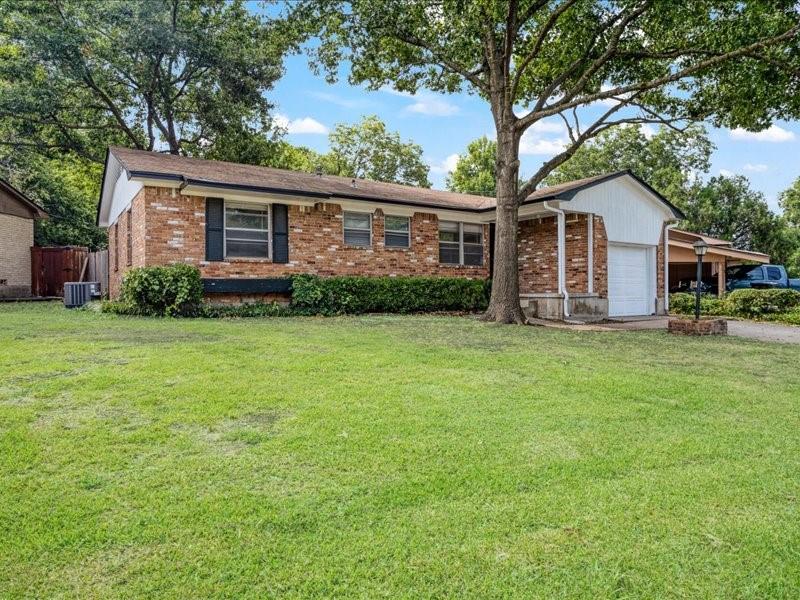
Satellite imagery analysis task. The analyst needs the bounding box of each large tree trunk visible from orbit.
[483,124,526,324]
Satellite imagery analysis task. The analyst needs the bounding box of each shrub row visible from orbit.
[668,292,728,317]
[290,274,489,315]
[670,288,800,319]
[102,265,490,318]
[725,288,800,317]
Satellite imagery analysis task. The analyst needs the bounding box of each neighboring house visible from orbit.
[0,178,47,298]
[97,147,683,319]
[667,229,770,296]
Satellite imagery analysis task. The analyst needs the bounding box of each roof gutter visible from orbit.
[543,201,570,319]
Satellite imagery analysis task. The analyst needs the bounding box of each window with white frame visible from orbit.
[384,215,410,248]
[225,202,270,258]
[343,211,371,246]
[462,223,483,265]
[439,221,483,266]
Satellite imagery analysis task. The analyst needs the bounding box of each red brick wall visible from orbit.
[109,188,147,299]
[656,226,665,299]
[593,215,608,298]
[108,186,490,299]
[518,217,558,294]
[518,214,608,297]
[565,214,588,292]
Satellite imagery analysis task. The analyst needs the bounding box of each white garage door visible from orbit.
[608,244,654,317]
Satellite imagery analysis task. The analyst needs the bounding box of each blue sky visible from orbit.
[269,50,799,213]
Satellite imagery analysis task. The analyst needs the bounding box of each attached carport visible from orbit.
[668,229,770,296]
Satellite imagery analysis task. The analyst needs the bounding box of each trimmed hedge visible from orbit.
[726,288,800,318]
[291,275,490,315]
[669,289,800,320]
[201,302,291,318]
[668,293,728,316]
[116,264,203,317]
[103,271,489,318]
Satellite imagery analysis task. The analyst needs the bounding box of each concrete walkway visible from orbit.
[599,316,800,344]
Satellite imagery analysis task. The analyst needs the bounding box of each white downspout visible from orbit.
[543,201,569,318]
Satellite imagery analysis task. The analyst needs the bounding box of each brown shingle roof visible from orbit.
[107,148,684,219]
[110,146,495,211]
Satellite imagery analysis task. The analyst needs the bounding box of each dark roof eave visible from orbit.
[162,174,490,213]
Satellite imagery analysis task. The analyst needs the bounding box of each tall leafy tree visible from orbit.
[682,175,793,262]
[779,177,800,227]
[778,177,800,276]
[446,136,498,196]
[321,115,431,187]
[299,0,800,322]
[0,0,297,162]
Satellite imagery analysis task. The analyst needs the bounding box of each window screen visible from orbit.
[225,203,269,258]
[439,221,460,264]
[384,215,410,248]
[344,212,371,246]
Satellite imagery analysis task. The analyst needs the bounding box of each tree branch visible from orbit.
[387,30,489,92]
[529,23,800,123]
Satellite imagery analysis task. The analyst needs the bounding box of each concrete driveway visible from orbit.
[601,317,800,344]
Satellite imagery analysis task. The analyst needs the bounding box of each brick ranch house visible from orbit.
[97,147,684,319]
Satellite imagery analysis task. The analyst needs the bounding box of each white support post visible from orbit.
[587,214,594,294]
[543,202,570,318]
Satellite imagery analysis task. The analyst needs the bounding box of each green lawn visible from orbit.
[1,302,799,598]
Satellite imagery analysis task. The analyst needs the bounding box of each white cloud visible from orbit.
[380,87,459,116]
[275,114,329,135]
[429,153,460,175]
[310,91,373,110]
[530,119,564,134]
[729,125,795,143]
[407,96,459,116]
[719,169,735,177]
[520,135,567,155]
[743,163,768,172]
[518,120,567,155]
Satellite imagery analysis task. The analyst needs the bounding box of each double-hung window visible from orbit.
[225,202,270,259]
[343,211,371,247]
[439,221,483,266]
[384,215,410,248]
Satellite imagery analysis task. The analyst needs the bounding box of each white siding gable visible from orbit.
[98,153,143,227]
[566,176,671,245]
[108,169,143,226]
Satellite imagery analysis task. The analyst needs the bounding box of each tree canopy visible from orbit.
[297,0,800,322]
[446,136,497,196]
[682,175,794,262]
[319,116,430,187]
[780,177,800,228]
[0,0,297,162]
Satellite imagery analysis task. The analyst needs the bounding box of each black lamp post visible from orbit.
[693,239,709,320]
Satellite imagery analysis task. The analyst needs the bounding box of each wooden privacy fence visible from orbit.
[31,246,109,297]
[86,250,109,296]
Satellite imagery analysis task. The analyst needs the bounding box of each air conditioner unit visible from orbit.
[64,282,100,308]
